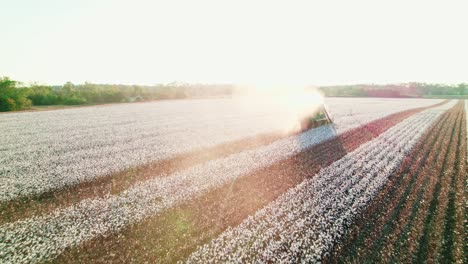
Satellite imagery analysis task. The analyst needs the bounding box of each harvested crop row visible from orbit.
[324,100,466,263]
[51,100,446,263]
[184,104,453,263]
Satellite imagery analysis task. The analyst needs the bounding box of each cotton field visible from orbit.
[0,98,442,202]
[185,104,451,263]
[0,98,466,264]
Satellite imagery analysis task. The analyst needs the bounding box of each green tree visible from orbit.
[62,82,75,95]
[27,85,60,105]
[457,83,467,95]
[0,77,32,111]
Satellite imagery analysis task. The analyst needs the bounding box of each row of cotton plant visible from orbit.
[0,101,453,264]
[0,101,290,202]
[0,100,453,263]
[0,123,340,264]
[325,98,443,133]
[0,98,442,202]
[184,107,448,263]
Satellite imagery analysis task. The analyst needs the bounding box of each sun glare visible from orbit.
[234,85,325,133]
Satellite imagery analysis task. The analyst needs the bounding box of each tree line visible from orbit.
[319,83,468,98]
[2,77,468,112]
[0,77,234,112]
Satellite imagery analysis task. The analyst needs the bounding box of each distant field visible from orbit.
[423,95,468,99]
[0,98,465,263]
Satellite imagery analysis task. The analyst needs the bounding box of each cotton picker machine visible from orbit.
[299,103,334,131]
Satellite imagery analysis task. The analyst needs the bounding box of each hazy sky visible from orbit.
[1,0,467,86]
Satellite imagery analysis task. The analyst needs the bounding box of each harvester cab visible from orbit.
[299,103,333,131]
